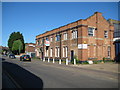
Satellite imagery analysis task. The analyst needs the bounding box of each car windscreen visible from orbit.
[24,55,30,58]
[10,54,14,56]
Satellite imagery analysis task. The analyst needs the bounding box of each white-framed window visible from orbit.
[63,33,68,40]
[72,31,73,39]
[66,47,68,57]
[104,31,108,38]
[58,47,59,57]
[45,49,46,56]
[63,46,68,57]
[73,31,75,39]
[72,30,77,39]
[36,49,40,56]
[75,30,77,38]
[46,49,48,57]
[46,37,49,41]
[50,37,53,42]
[88,27,95,36]
[55,47,57,57]
[45,47,49,57]
[56,34,60,41]
[55,47,59,57]
[38,40,40,45]
[63,47,65,57]
[36,40,38,45]
[50,48,52,57]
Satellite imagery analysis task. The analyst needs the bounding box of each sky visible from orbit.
[2,2,119,47]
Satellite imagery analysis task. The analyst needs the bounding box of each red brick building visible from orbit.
[35,12,115,61]
[25,43,36,58]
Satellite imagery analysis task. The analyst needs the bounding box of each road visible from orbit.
[2,57,118,88]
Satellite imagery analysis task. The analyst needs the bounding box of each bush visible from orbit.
[88,57,97,61]
[81,61,89,64]
[62,60,66,63]
[71,55,80,64]
[104,60,114,63]
[93,61,98,64]
[32,57,41,60]
[93,60,104,64]
[103,57,114,63]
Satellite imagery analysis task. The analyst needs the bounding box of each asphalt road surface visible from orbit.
[2,57,118,89]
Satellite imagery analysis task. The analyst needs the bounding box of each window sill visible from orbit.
[88,36,94,37]
[55,41,60,42]
[71,38,77,40]
[62,39,68,41]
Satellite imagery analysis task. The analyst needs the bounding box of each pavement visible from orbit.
[70,63,119,74]
[32,58,119,74]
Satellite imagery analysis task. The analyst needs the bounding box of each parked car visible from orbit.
[9,54,16,59]
[20,55,31,61]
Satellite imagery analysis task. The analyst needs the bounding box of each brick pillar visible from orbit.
[78,25,88,61]
[109,25,115,60]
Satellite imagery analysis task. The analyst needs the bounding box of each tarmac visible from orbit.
[33,58,119,74]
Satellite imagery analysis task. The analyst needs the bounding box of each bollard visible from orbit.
[53,58,55,63]
[66,58,68,65]
[48,58,50,62]
[59,59,61,64]
[74,58,76,65]
[43,58,45,62]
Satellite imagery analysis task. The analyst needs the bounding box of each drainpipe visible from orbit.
[60,33,62,60]
[42,38,45,59]
[81,23,83,61]
[96,13,98,60]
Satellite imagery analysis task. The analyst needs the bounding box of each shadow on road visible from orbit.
[2,61,43,89]
[0,58,6,61]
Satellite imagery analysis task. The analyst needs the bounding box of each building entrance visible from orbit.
[71,50,74,61]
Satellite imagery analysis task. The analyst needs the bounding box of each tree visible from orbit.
[8,32,25,54]
[12,40,23,55]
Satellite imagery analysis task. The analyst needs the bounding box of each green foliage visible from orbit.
[8,32,25,53]
[12,40,23,55]
[62,60,66,63]
[103,57,111,61]
[81,61,89,64]
[104,60,114,63]
[93,61,98,64]
[103,57,106,61]
[93,60,114,64]
[32,57,41,60]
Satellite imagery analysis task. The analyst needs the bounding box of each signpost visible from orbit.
[53,58,55,63]
[45,40,50,46]
[66,58,68,65]
[59,59,61,64]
